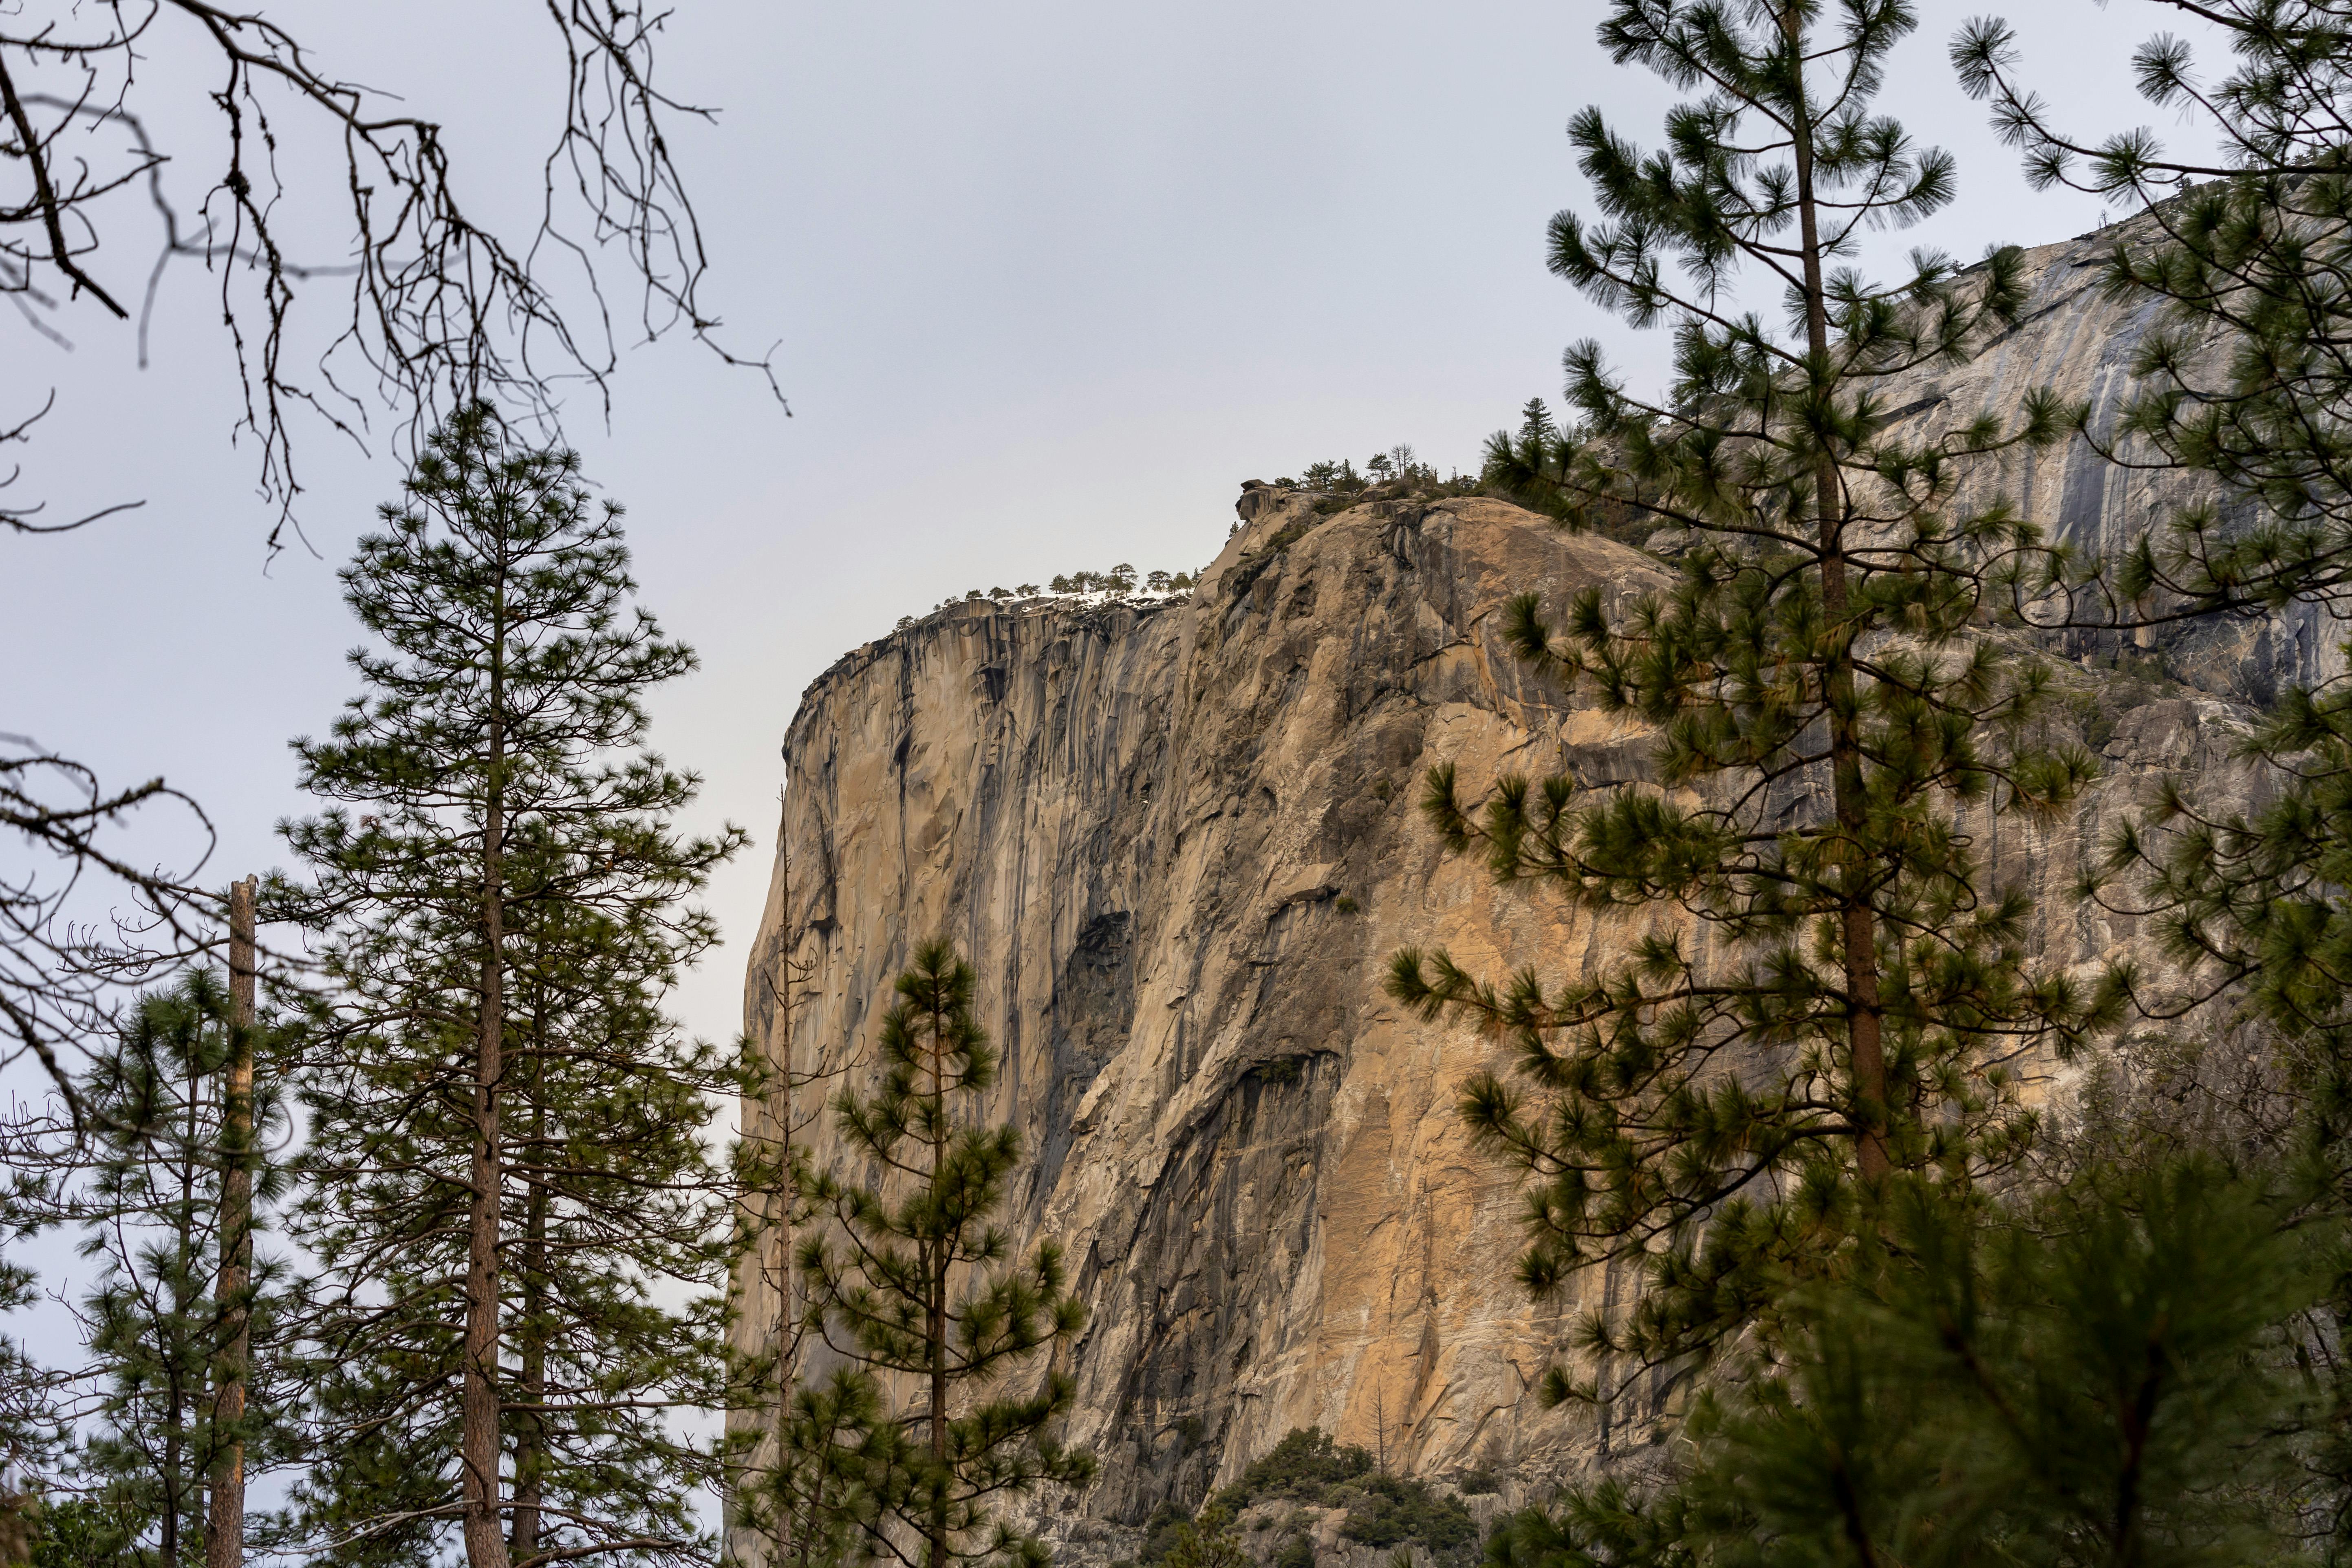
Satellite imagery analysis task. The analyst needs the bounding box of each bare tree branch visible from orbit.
[1,0,786,552]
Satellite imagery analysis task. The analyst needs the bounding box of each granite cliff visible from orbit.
[731,215,2299,1561]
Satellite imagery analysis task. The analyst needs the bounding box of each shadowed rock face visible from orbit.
[1876,213,2343,703]
[732,214,2292,1559]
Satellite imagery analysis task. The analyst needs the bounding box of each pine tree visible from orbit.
[743,1368,895,1568]
[69,972,291,1568]
[1486,1160,2320,1568]
[1955,1,2352,619]
[797,940,1093,1568]
[1951,3,2352,1058]
[496,909,744,1566]
[276,404,745,1568]
[1957,11,2352,1546]
[726,849,874,1568]
[1387,0,2104,1387]
[0,1120,68,1515]
[27,1495,140,1567]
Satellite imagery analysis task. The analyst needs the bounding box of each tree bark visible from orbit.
[465,635,513,1568]
[511,1039,547,1567]
[163,1410,182,1568]
[509,1220,545,1565]
[1783,0,1891,1182]
[927,1013,949,1568]
[205,876,256,1568]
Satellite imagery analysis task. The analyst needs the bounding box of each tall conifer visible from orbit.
[727,872,872,1568]
[1956,1,2352,620]
[277,406,745,1568]
[1390,0,2105,1381]
[796,941,1092,1568]
[70,973,291,1568]
[1958,8,2352,1542]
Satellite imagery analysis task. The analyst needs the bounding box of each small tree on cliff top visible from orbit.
[1389,0,2112,1387]
[799,940,1092,1568]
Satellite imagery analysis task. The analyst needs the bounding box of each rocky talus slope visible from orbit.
[732,215,2301,1562]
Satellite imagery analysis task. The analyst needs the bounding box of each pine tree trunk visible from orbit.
[511,1050,547,1568]
[928,1268,948,1568]
[167,1020,202,1568]
[465,692,513,1568]
[793,1468,828,1568]
[1784,0,1891,1182]
[163,1382,183,1568]
[510,1258,545,1564]
[927,1014,950,1568]
[206,876,256,1568]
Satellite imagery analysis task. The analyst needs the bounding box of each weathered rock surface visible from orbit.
[732,213,2293,1562]
[1883,212,2342,702]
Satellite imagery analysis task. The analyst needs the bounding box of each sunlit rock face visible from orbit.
[730,211,2290,1563]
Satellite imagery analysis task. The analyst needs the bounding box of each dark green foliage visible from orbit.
[1485,1159,2319,1568]
[744,1367,897,1568]
[1043,568,1193,598]
[276,404,743,1566]
[1478,408,1651,547]
[1138,1501,1193,1565]
[1210,1428,1371,1515]
[918,569,1196,621]
[1956,3,2352,1056]
[2110,686,2352,1059]
[72,973,295,1566]
[1963,14,2352,1553]
[0,1150,68,1503]
[1274,1534,1316,1568]
[1391,0,2105,1389]
[797,939,1094,1568]
[1484,1482,1691,1568]
[1196,1429,1473,1566]
[2099,683,2352,1550]
[26,1495,138,1568]
[1338,1475,1477,1564]
[1151,1509,1251,1568]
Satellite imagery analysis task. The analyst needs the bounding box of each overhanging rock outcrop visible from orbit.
[734,214,2293,1559]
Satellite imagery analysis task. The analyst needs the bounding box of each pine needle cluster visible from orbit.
[1486,1159,2321,1568]
[1957,2,2352,617]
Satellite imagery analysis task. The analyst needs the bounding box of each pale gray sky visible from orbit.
[6,0,2218,1066]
